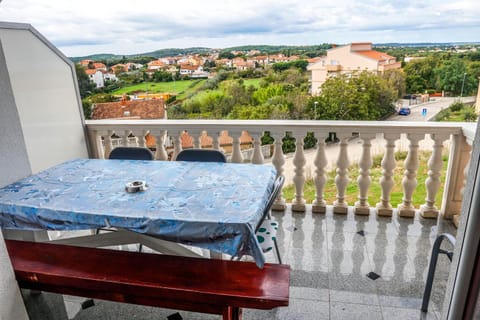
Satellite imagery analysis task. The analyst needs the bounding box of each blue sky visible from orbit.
[0,0,479,57]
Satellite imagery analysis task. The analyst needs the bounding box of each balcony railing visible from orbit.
[85,119,476,225]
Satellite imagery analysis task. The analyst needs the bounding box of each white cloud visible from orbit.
[0,0,479,56]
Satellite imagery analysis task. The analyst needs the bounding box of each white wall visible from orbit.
[0,22,88,173]
[0,38,30,320]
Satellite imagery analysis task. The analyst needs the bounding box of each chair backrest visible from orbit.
[108,147,154,161]
[175,149,226,163]
[255,175,285,232]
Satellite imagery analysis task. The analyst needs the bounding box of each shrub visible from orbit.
[463,108,478,122]
[449,101,464,112]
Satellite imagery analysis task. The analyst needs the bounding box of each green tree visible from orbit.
[252,84,284,104]
[229,104,272,119]
[436,58,469,95]
[403,56,439,93]
[382,69,406,98]
[75,64,95,99]
[218,51,234,59]
[315,72,396,120]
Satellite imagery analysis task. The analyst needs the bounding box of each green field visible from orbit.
[112,80,206,99]
[242,79,261,88]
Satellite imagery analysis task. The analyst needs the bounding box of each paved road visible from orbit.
[270,96,476,185]
[389,96,475,121]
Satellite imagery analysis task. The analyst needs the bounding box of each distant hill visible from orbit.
[70,47,212,62]
[221,44,332,53]
[70,42,480,62]
[375,42,480,48]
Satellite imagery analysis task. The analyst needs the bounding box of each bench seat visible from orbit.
[5,240,290,320]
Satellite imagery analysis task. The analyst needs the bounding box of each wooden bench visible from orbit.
[5,239,290,320]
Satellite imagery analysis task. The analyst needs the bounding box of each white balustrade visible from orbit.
[230,131,244,163]
[376,133,399,217]
[453,136,473,226]
[354,133,375,215]
[85,119,474,220]
[333,133,351,214]
[104,130,114,159]
[398,134,423,218]
[291,131,307,212]
[271,131,286,210]
[154,130,168,160]
[250,132,265,164]
[420,134,450,218]
[312,131,328,213]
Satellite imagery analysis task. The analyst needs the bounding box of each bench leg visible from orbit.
[222,306,242,320]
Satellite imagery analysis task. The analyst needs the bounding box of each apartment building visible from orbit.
[308,42,401,95]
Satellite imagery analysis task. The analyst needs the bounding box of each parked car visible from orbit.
[403,94,417,100]
[398,107,411,116]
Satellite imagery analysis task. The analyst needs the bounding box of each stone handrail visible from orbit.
[85,119,476,221]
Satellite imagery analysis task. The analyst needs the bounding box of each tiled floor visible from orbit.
[24,205,456,320]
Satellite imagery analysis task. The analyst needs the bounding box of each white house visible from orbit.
[85,69,104,88]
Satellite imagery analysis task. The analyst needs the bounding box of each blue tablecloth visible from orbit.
[0,159,277,267]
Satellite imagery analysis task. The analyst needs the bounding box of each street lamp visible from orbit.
[314,101,318,120]
[460,72,467,97]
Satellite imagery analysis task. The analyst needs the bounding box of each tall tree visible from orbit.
[314,72,396,120]
[403,56,440,93]
[435,58,468,95]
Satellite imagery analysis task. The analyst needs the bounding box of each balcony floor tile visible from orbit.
[23,204,456,319]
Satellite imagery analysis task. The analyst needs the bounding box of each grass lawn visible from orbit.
[242,78,261,88]
[282,150,448,208]
[111,80,206,98]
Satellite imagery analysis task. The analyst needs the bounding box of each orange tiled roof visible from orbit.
[356,50,395,61]
[180,64,198,70]
[85,69,99,75]
[148,60,165,67]
[93,62,106,69]
[307,57,322,63]
[80,59,93,66]
[92,99,166,120]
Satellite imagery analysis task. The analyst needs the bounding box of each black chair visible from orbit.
[109,147,154,160]
[255,175,284,264]
[176,149,226,163]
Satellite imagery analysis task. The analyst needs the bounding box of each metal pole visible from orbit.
[461,73,467,97]
[314,101,318,120]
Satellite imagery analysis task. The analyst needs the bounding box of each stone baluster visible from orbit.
[452,136,473,227]
[88,130,104,159]
[398,134,423,218]
[354,133,376,216]
[171,131,183,160]
[141,130,149,147]
[421,134,449,218]
[230,131,244,163]
[376,133,399,217]
[189,130,201,149]
[122,130,131,147]
[312,132,328,213]
[103,130,114,159]
[292,131,307,212]
[333,133,350,214]
[271,131,286,211]
[154,130,168,161]
[212,131,220,150]
[250,132,264,164]
[131,130,147,148]
[441,133,472,225]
